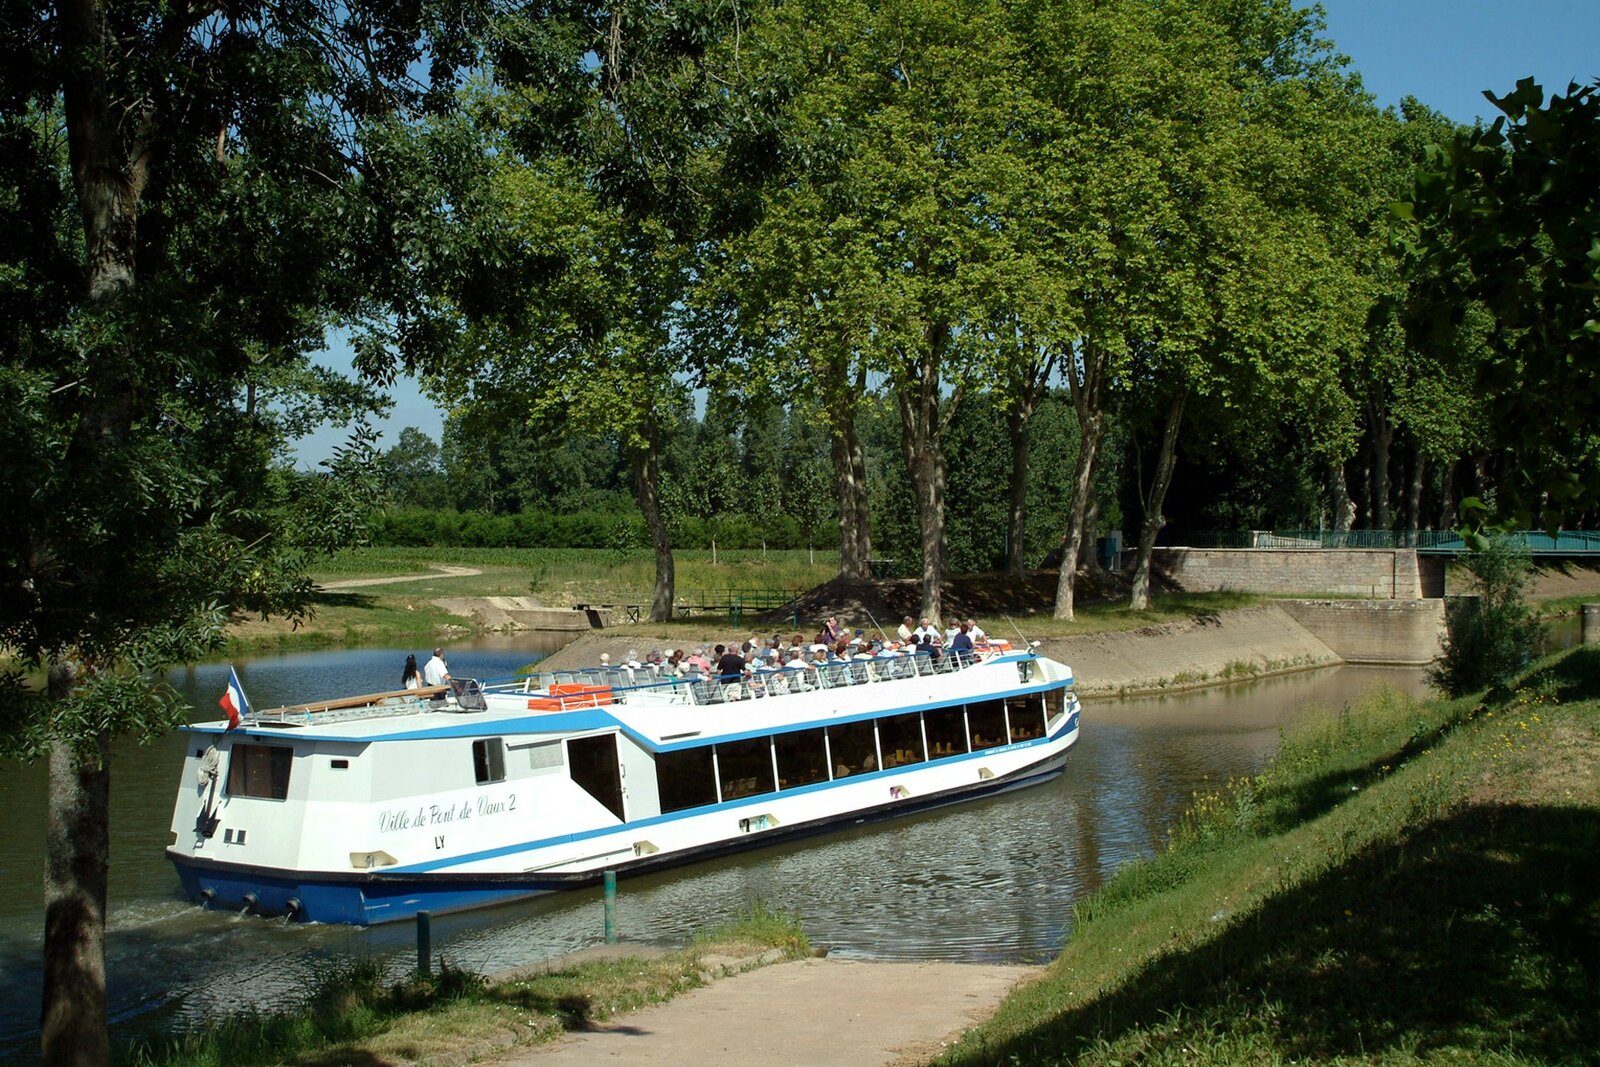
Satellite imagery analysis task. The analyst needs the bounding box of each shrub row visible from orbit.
[371,507,831,551]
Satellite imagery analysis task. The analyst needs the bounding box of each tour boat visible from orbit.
[166,646,1082,925]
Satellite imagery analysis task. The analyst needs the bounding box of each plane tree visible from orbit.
[1397,78,1600,529]
[0,2,493,1062]
[1117,1,1381,608]
[704,0,1049,621]
[406,3,760,622]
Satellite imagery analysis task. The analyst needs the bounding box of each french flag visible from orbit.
[219,666,251,730]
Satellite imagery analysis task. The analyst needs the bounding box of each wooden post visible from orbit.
[417,910,432,975]
[604,870,617,943]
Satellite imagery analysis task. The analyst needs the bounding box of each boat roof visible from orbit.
[184,651,1070,752]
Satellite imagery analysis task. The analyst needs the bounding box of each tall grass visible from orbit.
[940,649,1600,1066]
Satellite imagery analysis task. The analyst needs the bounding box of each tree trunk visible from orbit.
[1054,341,1106,621]
[829,403,873,581]
[1129,392,1185,610]
[1004,351,1052,578]
[46,3,156,1059]
[895,330,956,623]
[1406,445,1427,539]
[1437,459,1456,529]
[1368,400,1394,532]
[1080,497,1103,576]
[42,662,111,1067]
[1005,402,1030,577]
[1330,462,1356,535]
[628,441,675,622]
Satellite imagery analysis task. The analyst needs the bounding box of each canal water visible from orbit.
[0,638,1431,1061]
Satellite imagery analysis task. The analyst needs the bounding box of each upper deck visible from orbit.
[185,648,1073,749]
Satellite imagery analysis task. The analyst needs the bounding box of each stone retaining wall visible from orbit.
[1278,599,1447,666]
[1151,548,1445,599]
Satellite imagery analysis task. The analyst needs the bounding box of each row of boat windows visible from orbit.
[224,689,1068,805]
[471,689,1067,813]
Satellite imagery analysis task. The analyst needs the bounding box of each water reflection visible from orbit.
[0,653,1430,1061]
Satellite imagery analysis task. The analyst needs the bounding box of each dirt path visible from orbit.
[491,957,1035,1067]
[319,564,483,590]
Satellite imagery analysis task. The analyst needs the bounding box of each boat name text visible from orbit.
[378,792,518,834]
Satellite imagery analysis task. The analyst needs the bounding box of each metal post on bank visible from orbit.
[416,909,432,976]
[603,869,618,944]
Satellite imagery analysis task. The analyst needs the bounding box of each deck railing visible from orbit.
[235,648,1015,728]
[1174,529,1600,554]
[491,647,1004,709]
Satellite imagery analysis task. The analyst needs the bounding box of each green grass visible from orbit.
[935,649,1600,1066]
[311,545,838,601]
[120,904,811,1067]
[1012,591,1266,637]
[222,592,471,656]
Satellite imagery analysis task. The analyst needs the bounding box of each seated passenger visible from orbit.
[949,623,975,665]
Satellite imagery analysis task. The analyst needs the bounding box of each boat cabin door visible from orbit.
[567,733,627,821]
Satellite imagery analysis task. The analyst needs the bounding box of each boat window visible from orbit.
[227,744,293,800]
[716,737,775,801]
[828,720,878,778]
[773,728,829,790]
[923,706,968,759]
[878,713,926,769]
[568,734,625,821]
[473,738,506,784]
[1044,687,1066,722]
[657,746,718,813]
[1008,695,1047,742]
[967,700,1009,750]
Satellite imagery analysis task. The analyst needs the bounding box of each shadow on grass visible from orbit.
[1519,646,1600,703]
[951,804,1600,1065]
[1256,648,1600,840]
[309,590,380,610]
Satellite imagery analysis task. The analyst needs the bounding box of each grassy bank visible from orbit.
[225,545,1276,657]
[223,547,841,656]
[120,904,809,1067]
[937,647,1600,1066]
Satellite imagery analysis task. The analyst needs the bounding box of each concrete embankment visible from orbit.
[1040,600,1444,695]
[1036,604,1339,696]
[526,600,1444,695]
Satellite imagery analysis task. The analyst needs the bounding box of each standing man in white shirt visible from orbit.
[423,647,451,687]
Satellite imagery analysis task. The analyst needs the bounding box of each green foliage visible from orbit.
[1430,539,1545,697]
[1398,79,1600,529]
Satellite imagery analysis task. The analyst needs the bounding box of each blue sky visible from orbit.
[292,0,1600,468]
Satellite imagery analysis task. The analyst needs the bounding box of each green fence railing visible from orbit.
[1172,530,1600,554]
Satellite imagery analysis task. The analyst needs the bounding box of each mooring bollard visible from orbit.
[417,909,432,976]
[604,869,617,944]
[1582,603,1600,645]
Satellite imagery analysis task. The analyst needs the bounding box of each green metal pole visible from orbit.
[417,910,432,976]
[603,869,617,944]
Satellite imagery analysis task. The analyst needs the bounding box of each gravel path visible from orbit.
[318,565,483,590]
[491,957,1035,1067]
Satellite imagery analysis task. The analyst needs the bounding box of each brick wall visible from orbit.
[1151,548,1444,600]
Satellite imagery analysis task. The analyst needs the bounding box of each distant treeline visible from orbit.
[376,392,1081,571]
[373,506,824,552]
